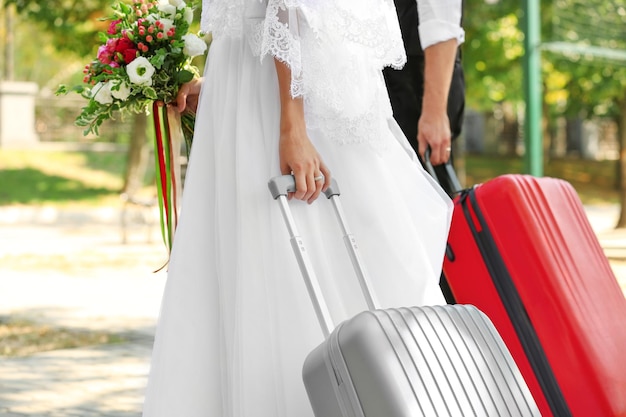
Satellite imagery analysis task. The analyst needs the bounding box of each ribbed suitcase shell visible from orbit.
[269,175,540,417]
[443,175,626,417]
[303,304,540,417]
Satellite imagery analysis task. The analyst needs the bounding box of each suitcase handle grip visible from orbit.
[268,175,379,338]
[423,147,463,196]
[268,175,340,200]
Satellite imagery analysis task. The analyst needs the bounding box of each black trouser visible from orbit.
[383,52,465,198]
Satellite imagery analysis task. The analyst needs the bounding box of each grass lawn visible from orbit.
[0,148,620,207]
[0,316,125,357]
[462,154,619,205]
[0,149,134,207]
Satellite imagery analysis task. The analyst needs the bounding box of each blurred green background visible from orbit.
[0,0,625,216]
[0,149,619,207]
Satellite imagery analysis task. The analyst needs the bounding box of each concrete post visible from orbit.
[0,81,40,147]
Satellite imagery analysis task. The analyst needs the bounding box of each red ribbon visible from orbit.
[152,101,173,250]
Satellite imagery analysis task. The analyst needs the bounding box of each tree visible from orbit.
[462,0,526,155]
[4,0,111,56]
[463,0,524,111]
[542,0,626,225]
[463,1,626,228]
[463,0,562,156]
[1,0,15,80]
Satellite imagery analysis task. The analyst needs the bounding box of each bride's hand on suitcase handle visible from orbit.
[268,175,339,201]
[282,163,330,203]
[291,164,331,204]
[278,132,331,203]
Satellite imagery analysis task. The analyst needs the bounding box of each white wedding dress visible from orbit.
[142,1,457,416]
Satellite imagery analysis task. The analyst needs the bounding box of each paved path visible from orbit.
[0,210,166,417]
[0,204,625,416]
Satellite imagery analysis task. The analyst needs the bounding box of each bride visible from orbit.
[142,0,464,416]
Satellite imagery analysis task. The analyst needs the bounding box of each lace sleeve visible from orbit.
[200,0,409,146]
[249,0,409,146]
[248,0,407,100]
[248,0,305,98]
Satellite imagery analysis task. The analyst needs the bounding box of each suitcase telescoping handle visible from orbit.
[268,175,379,338]
[423,147,463,196]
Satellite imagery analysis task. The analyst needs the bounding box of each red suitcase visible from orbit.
[442,174,626,417]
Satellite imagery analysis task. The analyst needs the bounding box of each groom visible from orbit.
[384,0,465,197]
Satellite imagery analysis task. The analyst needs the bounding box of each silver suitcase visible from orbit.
[268,175,541,417]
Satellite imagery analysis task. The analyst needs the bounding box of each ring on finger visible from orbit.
[314,175,324,182]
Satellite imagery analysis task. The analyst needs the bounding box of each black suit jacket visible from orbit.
[394,0,423,56]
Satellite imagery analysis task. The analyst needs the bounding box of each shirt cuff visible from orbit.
[418,20,465,50]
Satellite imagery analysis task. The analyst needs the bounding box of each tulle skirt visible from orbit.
[142,36,452,417]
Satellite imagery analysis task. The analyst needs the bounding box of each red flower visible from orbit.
[122,48,138,64]
[107,19,122,35]
[97,39,117,64]
[115,37,135,53]
[115,37,139,64]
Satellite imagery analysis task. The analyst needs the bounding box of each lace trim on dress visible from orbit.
[202,0,405,147]
[290,0,403,146]
[248,1,305,98]
[300,0,406,70]
[201,0,245,39]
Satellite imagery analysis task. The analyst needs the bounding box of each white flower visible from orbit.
[159,18,175,36]
[158,4,177,19]
[110,81,131,101]
[183,7,194,24]
[159,0,186,7]
[182,33,208,57]
[169,0,186,8]
[92,82,113,105]
[126,57,155,86]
